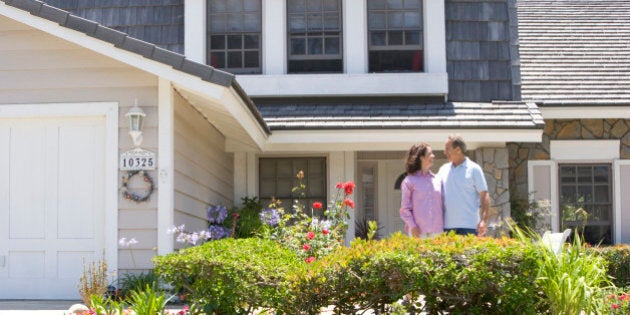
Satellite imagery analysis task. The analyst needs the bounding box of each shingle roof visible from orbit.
[1,0,270,134]
[257,101,545,130]
[517,0,630,105]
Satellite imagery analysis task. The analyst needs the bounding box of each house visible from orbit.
[0,0,548,299]
[512,0,630,246]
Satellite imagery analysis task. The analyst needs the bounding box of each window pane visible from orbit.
[209,15,226,32]
[209,52,225,68]
[210,35,225,49]
[404,11,421,28]
[244,51,259,67]
[388,12,404,28]
[289,15,306,32]
[577,166,592,183]
[371,31,386,46]
[404,0,420,9]
[594,166,609,183]
[368,12,386,29]
[323,0,338,11]
[259,160,275,178]
[244,34,260,49]
[308,13,323,31]
[210,0,227,12]
[369,49,423,72]
[227,51,242,67]
[405,31,421,45]
[307,0,323,11]
[308,37,324,54]
[324,13,340,30]
[577,185,592,202]
[325,37,340,54]
[243,14,261,31]
[227,14,243,31]
[387,0,404,9]
[277,161,293,177]
[243,0,261,11]
[290,38,306,55]
[594,186,610,203]
[288,0,306,12]
[388,31,403,45]
[227,35,242,49]
[227,0,242,12]
[368,0,387,10]
[561,185,576,202]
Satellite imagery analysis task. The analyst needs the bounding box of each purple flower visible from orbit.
[260,208,280,226]
[208,225,229,240]
[207,204,228,224]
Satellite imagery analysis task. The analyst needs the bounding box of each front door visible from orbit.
[0,116,105,299]
[378,160,406,237]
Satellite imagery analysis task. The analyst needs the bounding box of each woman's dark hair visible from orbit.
[404,143,430,174]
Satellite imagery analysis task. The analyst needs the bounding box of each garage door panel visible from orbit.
[58,251,96,279]
[58,122,103,240]
[8,250,45,278]
[10,124,49,239]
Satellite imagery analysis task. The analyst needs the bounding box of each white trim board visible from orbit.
[550,140,620,160]
[541,106,630,119]
[157,78,174,256]
[614,160,630,244]
[0,102,119,273]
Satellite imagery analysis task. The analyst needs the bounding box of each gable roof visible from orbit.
[517,0,630,105]
[0,0,270,136]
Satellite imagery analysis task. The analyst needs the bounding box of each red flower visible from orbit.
[312,202,323,209]
[305,256,316,263]
[335,182,344,189]
[322,229,329,235]
[307,231,315,240]
[612,303,620,309]
[343,181,356,195]
[302,243,311,250]
[343,198,355,209]
[232,213,240,219]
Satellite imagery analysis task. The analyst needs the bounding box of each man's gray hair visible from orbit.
[448,134,467,153]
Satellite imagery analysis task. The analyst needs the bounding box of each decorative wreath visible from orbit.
[121,170,154,202]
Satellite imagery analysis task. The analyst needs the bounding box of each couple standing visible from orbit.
[399,135,491,239]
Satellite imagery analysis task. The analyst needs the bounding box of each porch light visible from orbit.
[126,99,146,147]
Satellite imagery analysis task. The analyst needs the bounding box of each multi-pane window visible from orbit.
[259,157,327,217]
[559,164,612,245]
[367,0,423,72]
[287,0,343,73]
[207,0,261,74]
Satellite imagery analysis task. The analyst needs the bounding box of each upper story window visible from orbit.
[367,0,423,72]
[287,0,343,73]
[206,0,262,74]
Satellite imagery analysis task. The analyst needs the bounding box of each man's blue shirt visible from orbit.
[438,157,488,230]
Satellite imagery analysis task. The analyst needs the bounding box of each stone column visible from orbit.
[474,147,511,235]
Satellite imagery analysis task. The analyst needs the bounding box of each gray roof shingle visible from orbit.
[518,0,630,105]
[257,101,544,130]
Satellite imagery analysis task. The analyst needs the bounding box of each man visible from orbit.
[438,135,491,236]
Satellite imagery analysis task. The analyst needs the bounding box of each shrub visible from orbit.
[589,244,630,288]
[78,253,109,307]
[154,238,303,314]
[223,197,264,239]
[287,233,542,314]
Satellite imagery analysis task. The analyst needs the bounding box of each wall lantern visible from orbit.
[126,99,146,148]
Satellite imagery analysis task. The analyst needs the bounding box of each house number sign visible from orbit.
[120,148,156,170]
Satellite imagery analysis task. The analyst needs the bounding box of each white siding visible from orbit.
[0,16,158,270]
[173,93,233,247]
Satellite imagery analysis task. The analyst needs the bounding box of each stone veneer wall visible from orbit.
[508,119,630,202]
[472,147,511,223]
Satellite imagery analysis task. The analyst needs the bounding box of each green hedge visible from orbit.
[153,238,303,314]
[287,233,543,314]
[589,244,630,288]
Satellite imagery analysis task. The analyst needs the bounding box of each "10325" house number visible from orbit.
[120,148,156,170]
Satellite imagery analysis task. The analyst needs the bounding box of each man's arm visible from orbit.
[477,191,491,236]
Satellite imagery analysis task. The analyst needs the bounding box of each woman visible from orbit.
[399,143,444,239]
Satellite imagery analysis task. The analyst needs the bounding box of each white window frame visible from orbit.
[530,140,621,243]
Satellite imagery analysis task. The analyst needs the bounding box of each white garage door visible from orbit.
[0,116,106,299]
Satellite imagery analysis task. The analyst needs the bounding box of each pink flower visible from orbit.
[335,182,344,189]
[305,256,316,263]
[322,229,329,235]
[307,231,315,240]
[612,303,620,309]
[343,181,356,195]
[302,243,311,251]
[312,202,323,209]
